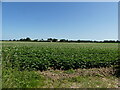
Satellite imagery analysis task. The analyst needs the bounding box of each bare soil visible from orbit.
[38,67,115,80]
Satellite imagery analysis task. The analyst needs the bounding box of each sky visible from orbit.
[2,2,118,40]
[0,2,2,40]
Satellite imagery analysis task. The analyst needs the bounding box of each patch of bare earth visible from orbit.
[38,67,115,80]
[37,67,119,88]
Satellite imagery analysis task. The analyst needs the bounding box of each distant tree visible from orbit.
[103,40,116,43]
[77,40,81,42]
[26,37,31,41]
[93,41,98,43]
[59,39,66,42]
[47,38,53,42]
[13,39,16,41]
[68,40,77,43]
[41,39,44,41]
[116,40,120,43]
[19,38,24,41]
[19,37,31,41]
[65,39,68,42]
[33,39,38,42]
[39,39,44,42]
[52,38,58,42]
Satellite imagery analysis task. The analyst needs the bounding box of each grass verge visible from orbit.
[2,68,45,88]
[2,67,119,88]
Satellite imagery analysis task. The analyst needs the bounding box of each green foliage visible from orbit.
[2,68,45,88]
[64,69,75,74]
[2,42,118,71]
[68,76,118,88]
[2,42,119,88]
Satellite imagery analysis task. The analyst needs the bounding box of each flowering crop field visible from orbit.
[2,42,119,71]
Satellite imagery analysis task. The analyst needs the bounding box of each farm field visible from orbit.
[1,42,119,88]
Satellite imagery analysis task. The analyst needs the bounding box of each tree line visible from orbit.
[2,37,120,43]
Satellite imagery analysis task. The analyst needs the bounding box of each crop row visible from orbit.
[2,42,119,71]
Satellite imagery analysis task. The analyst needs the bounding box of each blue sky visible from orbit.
[0,2,2,40]
[2,2,118,40]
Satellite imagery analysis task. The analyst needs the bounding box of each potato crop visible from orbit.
[2,42,119,71]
